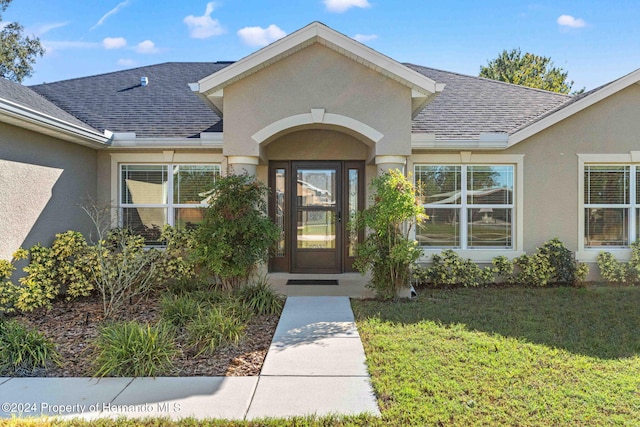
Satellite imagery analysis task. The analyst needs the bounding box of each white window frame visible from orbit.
[577,152,640,262]
[409,152,524,262]
[109,152,224,232]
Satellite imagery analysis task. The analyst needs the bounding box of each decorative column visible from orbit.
[375,155,407,175]
[227,156,259,176]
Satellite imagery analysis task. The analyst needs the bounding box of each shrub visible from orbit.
[82,228,164,318]
[0,320,60,375]
[93,321,178,377]
[354,169,427,299]
[194,174,280,290]
[156,225,199,286]
[499,238,588,286]
[414,250,494,287]
[186,306,246,356]
[0,259,19,313]
[597,240,640,284]
[236,275,284,316]
[11,231,92,312]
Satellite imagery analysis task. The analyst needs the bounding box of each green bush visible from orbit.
[416,238,587,288]
[194,174,280,290]
[93,321,178,377]
[236,275,284,316]
[597,240,640,283]
[0,320,60,375]
[0,258,19,313]
[186,306,246,356]
[414,250,495,287]
[82,228,164,318]
[500,238,588,286]
[354,170,427,299]
[11,231,92,312]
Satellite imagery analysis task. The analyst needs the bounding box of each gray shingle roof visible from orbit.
[30,62,228,138]
[406,64,571,140]
[0,77,97,132]
[25,61,574,141]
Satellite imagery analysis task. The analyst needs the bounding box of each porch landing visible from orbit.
[267,273,375,298]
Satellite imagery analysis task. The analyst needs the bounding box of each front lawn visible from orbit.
[3,286,639,426]
[352,285,640,426]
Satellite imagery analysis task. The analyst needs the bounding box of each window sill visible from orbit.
[576,249,632,263]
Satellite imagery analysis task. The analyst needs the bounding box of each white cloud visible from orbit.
[324,0,371,13]
[117,58,136,67]
[103,37,127,49]
[136,40,159,54]
[30,22,69,36]
[42,40,101,53]
[184,2,225,39]
[237,24,286,47]
[91,0,131,30]
[557,14,586,28]
[353,34,378,42]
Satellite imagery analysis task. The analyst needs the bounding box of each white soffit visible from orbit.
[195,22,444,114]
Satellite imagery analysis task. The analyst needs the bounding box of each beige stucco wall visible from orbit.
[505,83,640,257]
[223,43,412,160]
[265,129,368,160]
[0,122,98,260]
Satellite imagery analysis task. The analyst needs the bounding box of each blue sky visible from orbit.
[4,0,640,90]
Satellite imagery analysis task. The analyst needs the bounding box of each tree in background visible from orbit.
[480,48,582,94]
[0,0,44,82]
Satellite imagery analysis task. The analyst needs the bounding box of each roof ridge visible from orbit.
[29,61,224,87]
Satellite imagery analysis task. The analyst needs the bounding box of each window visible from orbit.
[120,164,220,243]
[584,164,637,247]
[415,164,514,249]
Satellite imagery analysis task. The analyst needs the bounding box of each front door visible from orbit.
[269,161,364,273]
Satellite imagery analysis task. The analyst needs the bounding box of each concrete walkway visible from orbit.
[0,296,380,421]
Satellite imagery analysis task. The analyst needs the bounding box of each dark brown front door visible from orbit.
[269,161,364,274]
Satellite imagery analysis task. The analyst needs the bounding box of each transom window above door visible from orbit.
[119,164,220,244]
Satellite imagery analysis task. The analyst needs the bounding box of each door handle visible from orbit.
[338,210,342,223]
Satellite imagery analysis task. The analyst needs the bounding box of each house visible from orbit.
[2,22,640,290]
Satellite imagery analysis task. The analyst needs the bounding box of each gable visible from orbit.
[221,42,415,158]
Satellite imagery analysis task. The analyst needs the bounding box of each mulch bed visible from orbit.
[10,293,280,377]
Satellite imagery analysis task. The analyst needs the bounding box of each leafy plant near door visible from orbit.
[194,174,280,290]
[354,169,427,299]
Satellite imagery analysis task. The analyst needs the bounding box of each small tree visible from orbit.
[479,48,578,94]
[194,174,279,290]
[354,169,427,299]
[0,0,45,82]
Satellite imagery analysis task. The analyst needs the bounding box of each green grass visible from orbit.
[351,286,640,426]
[3,286,639,426]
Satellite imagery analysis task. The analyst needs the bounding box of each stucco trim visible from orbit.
[228,156,259,165]
[509,68,640,147]
[411,133,509,150]
[251,111,384,145]
[408,152,525,261]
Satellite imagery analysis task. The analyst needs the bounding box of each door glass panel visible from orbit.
[297,211,336,249]
[275,168,286,257]
[297,169,336,207]
[348,168,359,257]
